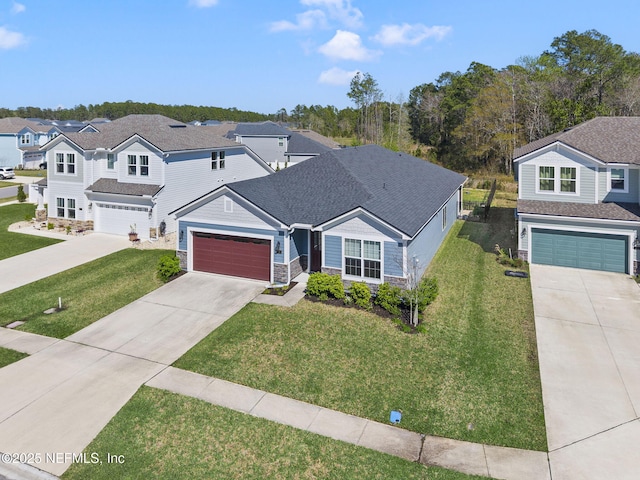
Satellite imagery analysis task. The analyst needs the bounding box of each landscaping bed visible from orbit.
[175,211,546,451]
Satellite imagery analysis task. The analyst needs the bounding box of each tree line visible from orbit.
[2,30,638,174]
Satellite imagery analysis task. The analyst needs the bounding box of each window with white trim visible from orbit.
[609,168,627,192]
[67,198,76,219]
[539,166,554,191]
[538,165,577,194]
[56,197,64,217]
[344,238,381,280]
[56,153,64,173]
[212,151,226,170]
[140,155,149,176]
[66,153,75,174]
[21,134,30,145]
[55,198,76,218]
[107,154,115,170]
[442,205,448,230]
[128,155,137,175]
[560,167,576,192]
[278,137,284,147]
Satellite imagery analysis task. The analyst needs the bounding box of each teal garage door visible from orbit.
[531,229,628,273]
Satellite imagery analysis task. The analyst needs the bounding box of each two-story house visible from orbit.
[0,117,47,168]
[42,114,273,240]
[515,117,640,275]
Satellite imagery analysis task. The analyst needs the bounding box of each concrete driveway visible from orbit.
[0,233,130,294]
[0,273,264,476]
[530,265,640,480]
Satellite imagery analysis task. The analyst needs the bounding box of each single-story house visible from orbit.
[174,145,466,287]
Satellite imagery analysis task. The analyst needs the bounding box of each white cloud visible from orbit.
[318,30,381,61]
[301,0,363,29]
[11,2,26,14]
[188,0,219,7]
[318,67,359,85]
[0,26,26,49]
[270,9,326,32]
[372,23,452,46]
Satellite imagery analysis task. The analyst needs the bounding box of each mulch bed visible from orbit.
[262,282,298,296]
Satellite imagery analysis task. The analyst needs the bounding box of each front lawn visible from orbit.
[0,204,61,259]
[0,249,169,338]
[175,210,546,451]
[0,181,18,188]
[0,346,27,368]
[63,387,487,480]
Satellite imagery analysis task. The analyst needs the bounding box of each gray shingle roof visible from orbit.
[0,117,46,134]
[58,115,239,152]
[86,178,162,197]
[286,132,333,156]
[226,145,466,237]
[291,129,341,149]
[233,121,291,137]
[518,199,640,222]
[514,117,640,164]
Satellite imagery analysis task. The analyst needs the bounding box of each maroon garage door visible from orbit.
[193,232,271,281]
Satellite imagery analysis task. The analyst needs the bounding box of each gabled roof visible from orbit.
[285,131,334,156]
[0,117,46,134]
[50,114,239,152]
[290,129,341,149]
[220,145,465,237]
[86,178,162,197]
[232,121,291,137]
[514,117,640,165]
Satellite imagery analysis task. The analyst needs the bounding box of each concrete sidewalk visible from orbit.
[0,233,130,294]
[147,367,551,480]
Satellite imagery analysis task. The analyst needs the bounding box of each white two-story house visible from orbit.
[42,114,273,240]
[515,116,640,275]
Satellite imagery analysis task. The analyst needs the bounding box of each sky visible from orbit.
[1,0,640,116]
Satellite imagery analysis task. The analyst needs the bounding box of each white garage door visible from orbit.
[94,203,150,239]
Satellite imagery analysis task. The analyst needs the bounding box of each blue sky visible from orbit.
[1,0,640,115]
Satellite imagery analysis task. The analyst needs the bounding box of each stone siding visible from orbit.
[47,218,93,232]
[517,250,529,262]
[290,255,308,280]
[274,263,288,284]
[177,250,187,270]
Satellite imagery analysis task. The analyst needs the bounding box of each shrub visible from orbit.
[416,324,427,334]
[47,223,54,230]
[349,281,371,309]
[402,276,439,312]
[306,272,345,300]
[16,185,26,203]
[157,254,181,282]
[375,282,402,316]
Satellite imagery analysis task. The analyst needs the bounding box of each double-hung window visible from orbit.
[344,238,381,280]
[560,167,576,192]
[66,154,75,174]
[56,198,65,217]
[219,150,226,169]
[107,154,115,170]
[140,155,149,176]
[128,155,137,175]
[67,199,76,219]
[56,153,64,173]
[610,168,627,192]
[212,151,226,170]
[21,134,30,145]
[539,166,555,191]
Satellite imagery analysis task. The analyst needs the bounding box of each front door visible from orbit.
[311,231,322,272]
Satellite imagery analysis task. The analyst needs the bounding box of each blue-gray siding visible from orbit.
[519,163,596,203]
[324,235,342,268]
[599,167,640,203]
[407,193,458,278]
[178,221,284,263]
[384,241,404,277]
[290,229,308,261]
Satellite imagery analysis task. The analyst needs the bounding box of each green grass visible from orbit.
[0,249,168,338]
[0,196,17,204]
[63,387,488,480]
[0,346,27,368]
[0,204,61,259]
[0,181,18,188]
[463,188,488,203]
[12,170,46,178]
[175,211,546,451]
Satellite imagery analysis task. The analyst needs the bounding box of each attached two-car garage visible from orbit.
[192,232,271,281]
[531,228,629,274]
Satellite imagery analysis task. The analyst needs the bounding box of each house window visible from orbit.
[128,155,137,175]
[56,197,65,217]
[140,155,149,176]
[66,153,75,174]
[560,167,576,192]
[344,238,381,280]
[442,205,448,230]
[211,151,218,170]
[56,153,64,173]
[21,134,30,145]
[107,154,115,170]
[67,198,76,219]
[610,168,627,192]
[539,166,555,191]
[220,150,226,169]
[278,137,284,147]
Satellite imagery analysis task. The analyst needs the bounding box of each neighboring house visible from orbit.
[41,114,273,240]
[514,116,640,275]
[0,117,47,167]
[228,121,293,168]
[284,131,340,166]
[173,145,466,287]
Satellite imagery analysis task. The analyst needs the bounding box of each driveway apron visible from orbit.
[530,265,640,480]
[0,273,264,476]
[0,233,130,294]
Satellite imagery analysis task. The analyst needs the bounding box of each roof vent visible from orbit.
[169,124,187,128]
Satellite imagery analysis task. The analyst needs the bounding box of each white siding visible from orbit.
[115,142,163,185]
